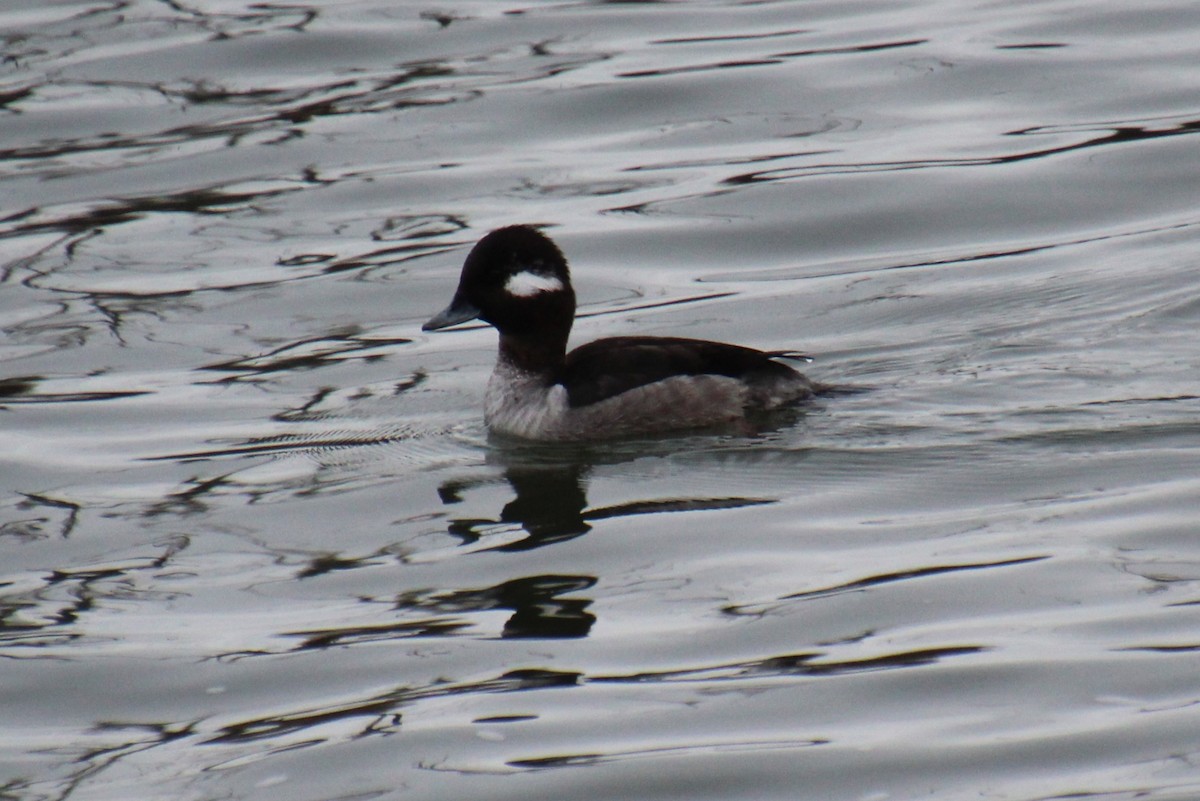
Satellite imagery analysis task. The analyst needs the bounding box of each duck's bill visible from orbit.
[423,297,481,331]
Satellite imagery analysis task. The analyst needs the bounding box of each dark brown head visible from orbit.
[424,226,576,345]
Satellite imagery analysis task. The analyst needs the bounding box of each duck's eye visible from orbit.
[504,271,563,297]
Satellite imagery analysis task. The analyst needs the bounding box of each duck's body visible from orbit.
[424,225,818,441]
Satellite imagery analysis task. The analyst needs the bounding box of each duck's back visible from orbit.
[557,336,815,409]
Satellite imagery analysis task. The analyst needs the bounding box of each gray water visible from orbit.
[3,2,1200,800]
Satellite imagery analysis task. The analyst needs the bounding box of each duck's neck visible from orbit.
[498,333,567,377]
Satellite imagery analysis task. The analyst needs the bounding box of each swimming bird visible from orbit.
[424,225,818,440]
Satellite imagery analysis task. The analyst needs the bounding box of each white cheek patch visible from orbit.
[504,270,563,297]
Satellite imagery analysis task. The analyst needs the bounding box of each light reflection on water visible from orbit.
[3,1,1200,800]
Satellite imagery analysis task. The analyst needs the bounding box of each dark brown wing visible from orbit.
[558,336,803,408]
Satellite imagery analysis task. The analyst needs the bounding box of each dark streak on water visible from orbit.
[3,1,1200,801]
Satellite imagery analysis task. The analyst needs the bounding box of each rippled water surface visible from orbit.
[3,1,1200,799]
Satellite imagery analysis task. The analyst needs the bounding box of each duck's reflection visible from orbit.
[434,460,596,638]
[431,450,777,640]
[433,574,597,639]
[441,462,593,551]
[441,455,775,553]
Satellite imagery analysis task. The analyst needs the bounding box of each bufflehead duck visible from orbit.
[424,225,818,441]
